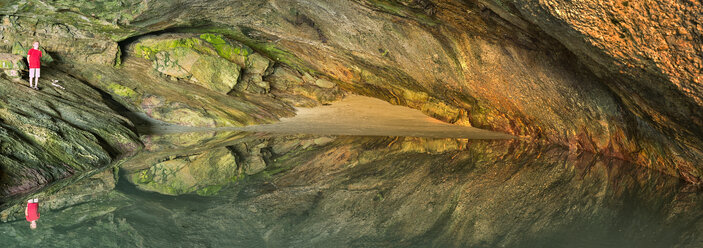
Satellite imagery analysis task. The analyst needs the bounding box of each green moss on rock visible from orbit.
[195,185,223,196]
[108,83,137,98]
[134,37,214,60]
[133,35,244,94]
[199,33,253,64]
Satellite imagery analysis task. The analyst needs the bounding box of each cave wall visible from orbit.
[0,0,701,182]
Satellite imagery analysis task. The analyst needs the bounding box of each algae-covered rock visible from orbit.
[64,56,296,127]
[188,53,240,94]
[198,33,253,67]
[133,33,278,95]
[245,53,272,75]
[152,48,197,78]
[146,102,217,127]
[128,147,239,196]
[152,47,241,94]
[236,53,274,94]
[267,66,304,90]
[133,34,248,94]
[0,68,142,198]
[0,53,26,70]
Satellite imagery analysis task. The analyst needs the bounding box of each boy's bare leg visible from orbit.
[29,76,34,88]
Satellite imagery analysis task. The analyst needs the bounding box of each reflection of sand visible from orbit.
[140,95,514,139]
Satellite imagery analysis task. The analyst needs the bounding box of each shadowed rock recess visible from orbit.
[0,0,700,199]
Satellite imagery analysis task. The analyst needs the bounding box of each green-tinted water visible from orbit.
[1,132,702,247]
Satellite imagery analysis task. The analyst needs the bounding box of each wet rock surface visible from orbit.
[133,34,243,94]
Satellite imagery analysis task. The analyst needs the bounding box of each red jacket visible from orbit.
[26,202,39,222]
[27,48,42,69]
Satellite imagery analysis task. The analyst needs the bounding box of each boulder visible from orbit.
[314,78,335,89]
[134,34,247,94]
[245,53,272,75]
[152,47,241,94]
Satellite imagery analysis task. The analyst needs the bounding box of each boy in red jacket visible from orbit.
[25,198,39,229]
[26,41,42,90]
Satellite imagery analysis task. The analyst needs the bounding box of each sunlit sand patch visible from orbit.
[240,95,514,139]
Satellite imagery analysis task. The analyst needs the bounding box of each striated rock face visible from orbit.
[498,0,702,122]
[0,68,141,199]
[479,0,703,182]
[0,1,700,182]
[473,0,703,179]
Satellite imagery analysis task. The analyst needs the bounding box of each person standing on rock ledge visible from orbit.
[25,198,40,229]
[26,41,42,90]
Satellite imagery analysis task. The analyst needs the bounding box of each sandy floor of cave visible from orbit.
[141,95,514,139]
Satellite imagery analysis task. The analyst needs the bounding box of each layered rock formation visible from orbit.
[0,67,141,199]
[0,0,700,184]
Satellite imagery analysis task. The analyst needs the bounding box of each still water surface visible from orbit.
[1,132,701,247]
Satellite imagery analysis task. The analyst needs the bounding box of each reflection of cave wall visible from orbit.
[2,134,702,247]
[119,131,339,196]
[236,137,700,248]
[0,0,701,182]
[131,135,703,247]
